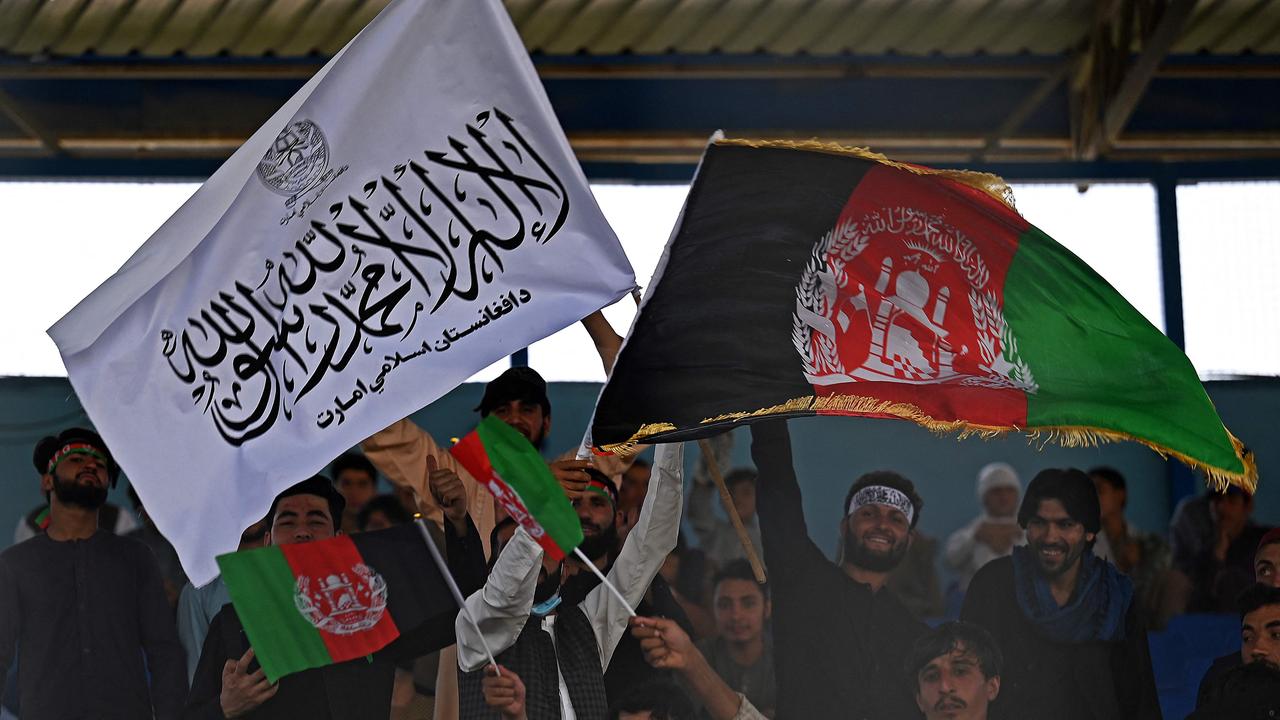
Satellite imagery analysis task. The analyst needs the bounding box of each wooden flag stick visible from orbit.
[696,438,767,584]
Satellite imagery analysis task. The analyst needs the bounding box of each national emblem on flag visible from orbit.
[451,415,583,561]
[217,523,457,682]
[591,140,1255,490]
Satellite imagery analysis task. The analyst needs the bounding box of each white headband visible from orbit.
[848,485,915,525]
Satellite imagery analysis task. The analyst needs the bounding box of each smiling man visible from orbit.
[697,559,775,717]
[748,420,927,719]
[0,428,187,720]
[961,468,1160,720]
[185,475,472,719]
[907,622,1002,720]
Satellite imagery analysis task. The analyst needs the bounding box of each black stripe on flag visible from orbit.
[351,523,458,640]
[592,144,874,447]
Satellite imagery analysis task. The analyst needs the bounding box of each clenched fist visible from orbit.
[427,455,468,533]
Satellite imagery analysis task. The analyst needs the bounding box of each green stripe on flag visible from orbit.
[1004,226,1246,477]
[476,415,584,555]
[217,546,332,682]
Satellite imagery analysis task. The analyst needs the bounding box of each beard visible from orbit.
[577,521,618,562]
[559,570,600,607]
[1028,537,1087,578]
[843,529,909,573]
[51,474,108,509]
[534,565,562,606]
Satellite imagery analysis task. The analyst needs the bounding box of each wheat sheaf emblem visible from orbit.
[791,209,1038,393]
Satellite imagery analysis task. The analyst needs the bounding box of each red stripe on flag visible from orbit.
[278,536,400,664]
[807,164,1030,426]
[450,432,495,484]
[451,430,570,562]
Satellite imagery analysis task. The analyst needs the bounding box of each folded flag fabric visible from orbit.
[217,523,455,682]
[590,140,1255,490]
[451,414,583,560]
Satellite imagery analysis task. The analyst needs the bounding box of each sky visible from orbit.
[0,178,1272,380]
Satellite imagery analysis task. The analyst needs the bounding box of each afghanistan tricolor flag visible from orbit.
[217,523,456,682]
[591,140,1255,490]
[451,414,584,560]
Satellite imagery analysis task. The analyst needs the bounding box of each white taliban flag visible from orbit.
[48,0,635,585]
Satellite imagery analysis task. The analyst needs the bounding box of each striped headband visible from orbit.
[848,485,915,525]
[585,478,616,508]
[47,443,109,474]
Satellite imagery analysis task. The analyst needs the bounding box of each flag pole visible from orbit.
[696,438,767,584]
[413,517,501,676]
[572,546,636,618]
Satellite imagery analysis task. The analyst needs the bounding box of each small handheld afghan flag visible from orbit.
[451,415,583,561]
[591,139,1256,491]
[216,523,456,682]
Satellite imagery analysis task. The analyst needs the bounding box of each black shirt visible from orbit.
[0,530,188,720]
[184,519,485,719]
[751,421,926,720]
[185,605,402,720]
[961,556,1161,720]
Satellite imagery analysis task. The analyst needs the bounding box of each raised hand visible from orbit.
[629,615,694,671]
[548,459,593,501]
[427,455,468,533]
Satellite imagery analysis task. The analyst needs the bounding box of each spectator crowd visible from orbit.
[0,334,1275,720]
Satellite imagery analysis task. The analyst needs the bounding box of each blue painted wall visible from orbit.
[1,377,1275,560]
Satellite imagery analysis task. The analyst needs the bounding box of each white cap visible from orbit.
[976,462,1020,499]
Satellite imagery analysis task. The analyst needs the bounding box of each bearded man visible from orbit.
[961,468,1160,720]
[456,443,685,719]
[748,420,927,719]
[0,428,187,719]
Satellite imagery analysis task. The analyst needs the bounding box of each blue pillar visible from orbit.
[1155,175,1198,507]
[510,348,529,367]
[1155,176,1185,349]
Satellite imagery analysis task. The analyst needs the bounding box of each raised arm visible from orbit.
[455,528,543,672]
[629,616,767,720]
[583,441,685,670]
[363,418,495,559]
[581,310,624,375]
[750,420,829,580]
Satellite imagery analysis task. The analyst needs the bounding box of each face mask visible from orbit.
[531,592,562,617]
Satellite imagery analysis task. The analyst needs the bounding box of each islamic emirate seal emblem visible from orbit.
[792,206,1037,394]
[294,563,388,635]
[257,120,330,196]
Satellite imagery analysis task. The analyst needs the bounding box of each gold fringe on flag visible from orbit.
[600,393,1258,494]
[714,138,1019,214]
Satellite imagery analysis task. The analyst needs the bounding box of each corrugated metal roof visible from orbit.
[2,0,1279,60]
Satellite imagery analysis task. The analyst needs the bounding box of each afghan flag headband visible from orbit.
[848,485,916,525]
[584,477,617,508]
[47,442,109,474]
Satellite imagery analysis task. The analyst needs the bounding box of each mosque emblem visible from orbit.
[294,563,388,635]
[792,207,1037,393]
